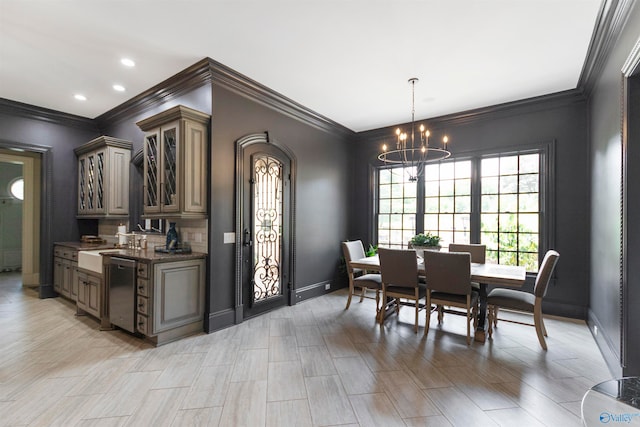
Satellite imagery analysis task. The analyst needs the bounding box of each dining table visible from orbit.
[349,254,527,342]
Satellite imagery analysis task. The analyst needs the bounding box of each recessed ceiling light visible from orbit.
[121,58,135,67]
[113,84,126,92]
[74,94,87,101]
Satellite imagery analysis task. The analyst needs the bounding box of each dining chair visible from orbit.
[487,250,560,350]
[341,241,382,314]
[424,250,478,344]
[436,243,486,322]
[378,247,426,333]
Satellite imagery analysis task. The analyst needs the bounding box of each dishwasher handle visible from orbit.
[110,257,136,269]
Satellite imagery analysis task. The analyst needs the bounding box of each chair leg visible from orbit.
[424,293,431,337]
[345,281,354,310]
[359,287,366,303]
[493,306,499,328]
[375,290,380,319]
[414,298,419,334]
[437,305,444,324]
[534,301,547,350]
[466,296,471,345]
[541,315,548,337]
[487,305,494,339]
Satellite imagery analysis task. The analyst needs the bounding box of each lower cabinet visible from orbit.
[135,258,205,346]
[53,245,78,300]
[77,269,101,319]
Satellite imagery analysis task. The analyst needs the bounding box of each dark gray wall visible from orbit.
[207,84,352,326]
[0,105,100,288]
[588,1,640,376]
[353,94,590,318]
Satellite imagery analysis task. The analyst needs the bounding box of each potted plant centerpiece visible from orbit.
[409,232,442,257]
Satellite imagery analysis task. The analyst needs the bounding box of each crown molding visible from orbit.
[357,89,586,142]
[206,58,354,138]
[579,0,637,95]
[95,57,354,139]
[0,98,97,131]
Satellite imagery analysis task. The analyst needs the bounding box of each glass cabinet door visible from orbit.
[78,157,86,212]
[96,150,105,212]
[162,126,179,211]
[87,153,95,211]
[144,133,160,212]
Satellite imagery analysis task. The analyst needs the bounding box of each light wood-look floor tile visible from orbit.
[0,272,613,427]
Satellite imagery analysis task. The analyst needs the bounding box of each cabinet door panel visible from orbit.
[109,148,130,214]
[144,132,161,213]
[78,156,87,213]
[153,260,204,334]
[184,120,207,213]
[86,274,101,318]
[162,123,179,213]
[95,150,105,212]
[70,263,79,301]
[53,257,63,293]
[87,153,95,211]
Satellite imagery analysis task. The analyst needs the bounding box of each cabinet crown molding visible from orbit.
[74,136,133,156]
[136,105,210,131]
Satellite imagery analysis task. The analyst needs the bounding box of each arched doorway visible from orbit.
[235,132,296,321]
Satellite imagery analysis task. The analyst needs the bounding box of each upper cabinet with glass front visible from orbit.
[75,136,133,218]
[136,105,210,219]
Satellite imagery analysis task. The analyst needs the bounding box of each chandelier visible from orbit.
[378,78,451,181]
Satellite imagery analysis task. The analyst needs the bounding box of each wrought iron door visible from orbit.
[242,144,290,318]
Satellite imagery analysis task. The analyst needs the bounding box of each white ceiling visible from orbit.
[0,0,602,132]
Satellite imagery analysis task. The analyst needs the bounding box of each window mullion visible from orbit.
[416,173,425,233]
[471,157,482,244]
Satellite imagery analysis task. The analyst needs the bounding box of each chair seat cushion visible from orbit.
[386,283,426,298]
[431,290,479,306]
[487,288,534,312]
[354,273,382,289]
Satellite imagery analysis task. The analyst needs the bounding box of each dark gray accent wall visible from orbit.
[0,101,100,292]
[353,93,590,318]
[207,83,352,329]
[588,0,640,376]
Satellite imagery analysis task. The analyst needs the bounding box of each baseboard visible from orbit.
[542,299,588,319]
[588,309,622,377]
[205,308,236,333]
[295,280,333,303]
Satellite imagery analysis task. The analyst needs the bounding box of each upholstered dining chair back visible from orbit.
[378,248,419,289]
[342,240,366,275]
[534,250,560,298]
[424,250,472,295]
[448,243,486,264]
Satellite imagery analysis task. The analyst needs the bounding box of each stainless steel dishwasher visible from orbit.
[108,257,137,333]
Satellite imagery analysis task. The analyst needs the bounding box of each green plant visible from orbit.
[410,232,441,247]
[365,244,378,257]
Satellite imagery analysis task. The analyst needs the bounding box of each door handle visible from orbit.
[243,228,252,247]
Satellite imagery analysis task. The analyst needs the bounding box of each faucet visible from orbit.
[115,231,138,249]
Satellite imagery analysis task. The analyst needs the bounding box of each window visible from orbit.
[424,160,472,244]
[375,149,546,272]
[9,177,24,201]
[480,153,540,272]
[378,167,416,248]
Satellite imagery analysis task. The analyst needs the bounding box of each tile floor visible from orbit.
[0,272,612,426]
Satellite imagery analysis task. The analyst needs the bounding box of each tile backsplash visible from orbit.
[98,219,208,253]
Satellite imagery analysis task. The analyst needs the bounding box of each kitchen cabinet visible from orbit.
[136,105,209,219]
[75,136,132,218]
[134,257,205,345]
[77,269,101,320]
[53,245,77,300]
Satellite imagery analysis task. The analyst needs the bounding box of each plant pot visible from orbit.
[411,245,441,258]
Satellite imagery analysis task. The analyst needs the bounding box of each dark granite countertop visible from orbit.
[54,241,115,251]
[99,248,207,263]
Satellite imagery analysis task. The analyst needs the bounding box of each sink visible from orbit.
[77,249,122,273]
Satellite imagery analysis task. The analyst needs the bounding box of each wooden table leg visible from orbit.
[474,283,488,342]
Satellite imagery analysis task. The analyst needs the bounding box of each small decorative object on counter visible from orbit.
[166,222,178,250]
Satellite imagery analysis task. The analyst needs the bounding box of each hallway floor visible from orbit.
[0,272,612,426]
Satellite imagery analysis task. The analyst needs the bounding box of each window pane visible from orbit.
[379,199,391,213]
[405,182,417,198]
[499,213,518,232]
[519,252,539,272]
[519,213,539,233]
[439,214,454,230]
[404,198,416,213]
[520,154,539,174]
[482,176,499,194]
[453,231,470,244]
[440,196,454,213]
[391,198,404,213]
[482,194,498,212]
[481,158,499,176]
[518,232,538,252]
[500,156,518,175]
[424,164,439,181]
[391,183,404,198]
[481,213,498,232]
[519,173,539,193]
[455,178,471,195]
[499,194,518,212]
[499,232,517,251]
[455,160,471,178]
[500,251,517,265]
[440,180,454,196]
[481,232,499,251]
[454,214,470,233]
[403,214,415,229]
[378,214,389,229]
[487,250,498,264]
[455,196,470,212]
[425,214,438,230]
[519,193,538,212]
[500,175,518,193]
[380,169,392,184]
[425,184,439,197]
[440,163,455,180]
[425,197,439,213]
